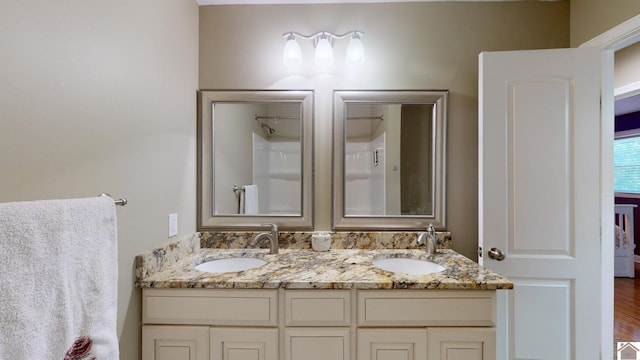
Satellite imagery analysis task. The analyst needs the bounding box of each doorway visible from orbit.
[613,89,640,344]
[580,15,640,353]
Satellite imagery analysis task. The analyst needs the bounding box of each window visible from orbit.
[614,130,640,195]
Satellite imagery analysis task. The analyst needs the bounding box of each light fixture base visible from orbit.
[282,30,365,67]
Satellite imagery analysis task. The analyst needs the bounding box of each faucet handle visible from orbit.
[428,224,439,252]
[261,222,278,230]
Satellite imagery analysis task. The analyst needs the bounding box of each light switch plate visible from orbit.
[168,213,178,237]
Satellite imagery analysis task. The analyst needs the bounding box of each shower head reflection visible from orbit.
[260,123,276,134]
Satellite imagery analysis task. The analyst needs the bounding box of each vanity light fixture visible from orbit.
[282,33,302,66]
[282,30,365,66]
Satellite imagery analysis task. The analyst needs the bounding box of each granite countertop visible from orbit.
[136,246,513,290]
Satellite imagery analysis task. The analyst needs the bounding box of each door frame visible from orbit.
[580,13,640,357]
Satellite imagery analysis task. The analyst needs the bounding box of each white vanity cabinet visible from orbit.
[283,290,351,360]
[357,290,496,360]
[142,288,497,360]
[141,289,279,360]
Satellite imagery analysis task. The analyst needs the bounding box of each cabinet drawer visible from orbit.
[143,289,278,326]
[285,290,351,326]
[357,290,495,327]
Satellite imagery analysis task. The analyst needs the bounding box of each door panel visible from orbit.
[357,329,427,360]
[210,328,278,360]
[512,279,571,359]
[285,328,350,360]
[427,327,496,360]
[479,48,603,360]
[142,325,210,360]
[508,79,573,257]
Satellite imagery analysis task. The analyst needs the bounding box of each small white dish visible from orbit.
[311,233,331,251]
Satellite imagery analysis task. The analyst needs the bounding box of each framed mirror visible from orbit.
[198,90,314,230]
[332,90,447,230]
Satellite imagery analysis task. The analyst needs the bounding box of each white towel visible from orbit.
[0,197,119,359]
[242,185,259,214]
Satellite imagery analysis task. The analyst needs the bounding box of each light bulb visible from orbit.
[315,34,333,66]
[346,33,365,65]
[283,34,302,66]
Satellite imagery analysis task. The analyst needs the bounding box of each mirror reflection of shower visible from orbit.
[253,134,301,214]
[252,112,302,214]
[345,113,386,216]
[344,103,434,216]
[255,114,302,136]
[213,102,303,216]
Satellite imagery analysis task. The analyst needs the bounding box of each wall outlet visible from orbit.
[168,213,178,237]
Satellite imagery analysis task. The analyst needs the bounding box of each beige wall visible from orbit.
[9,1,632,357]
[615,42,640,89]
[0,1,199,359]
[570,0,640,46]
[200,2,569,260]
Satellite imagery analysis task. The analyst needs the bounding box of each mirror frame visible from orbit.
[197,90,314,230]
[332,90,448,230]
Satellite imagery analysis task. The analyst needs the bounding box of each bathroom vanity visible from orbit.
[174,88,513,360]
[136,236,512,360]
[142,288,496,360]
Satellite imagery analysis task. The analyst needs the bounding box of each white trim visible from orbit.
[581,14,640,51]
[616,81,640,100]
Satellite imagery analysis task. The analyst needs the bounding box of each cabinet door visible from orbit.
[285,328,350,360]
[427,328,496,360]
[210,328,278,360]
[357,329,427,360]
[142,325,209,360]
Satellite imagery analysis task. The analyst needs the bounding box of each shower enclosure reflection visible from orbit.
[214,103,301,215]
[345,103,433,216]
[198,90,313,230]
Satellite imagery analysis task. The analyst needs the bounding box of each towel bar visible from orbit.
[98,193,128,206]
[232,185,244,214]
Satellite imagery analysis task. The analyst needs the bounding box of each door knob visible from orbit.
[488,247,505,261]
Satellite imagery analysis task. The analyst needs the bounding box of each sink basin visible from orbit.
[195,257,267,273]
[372,257,445,275]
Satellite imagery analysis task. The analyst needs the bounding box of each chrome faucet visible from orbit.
[250,223,279,254]
[417,224,437,256]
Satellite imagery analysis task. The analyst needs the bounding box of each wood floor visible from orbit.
[615,262,640,343]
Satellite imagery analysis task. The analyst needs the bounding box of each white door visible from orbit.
[479,48,609,360]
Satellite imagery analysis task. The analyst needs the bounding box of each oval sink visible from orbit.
[195,257,267,273]
[372,257,445,275]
